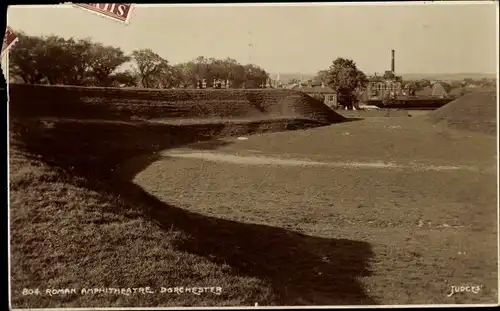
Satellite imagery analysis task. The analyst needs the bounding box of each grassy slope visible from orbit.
[9,84,345,125]
[132,116,498,305]
[427,90,497,136]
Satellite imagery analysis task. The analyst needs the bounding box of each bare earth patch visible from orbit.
[162,150,494,173]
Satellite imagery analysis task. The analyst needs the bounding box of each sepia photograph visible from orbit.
[4,1,499,309]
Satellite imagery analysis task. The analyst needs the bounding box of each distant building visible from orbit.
[363,49,403,100]
[292,82,338,109]
[365,74,403,100]
[284,82,300,89]
[212,78,230,89]
[267,73,283,88]
[415,82,450,98]
[196,79,207,89]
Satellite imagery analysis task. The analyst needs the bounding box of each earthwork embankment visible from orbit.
[9,84,345,126]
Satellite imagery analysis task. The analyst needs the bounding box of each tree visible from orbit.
[381,94,397,106]
[9,34,130,87]
[463,78,483,86]
[38,35,75,85]
[479,77,494,88]
[439,81,452,94]
[87,43,130,86]
[449,80,462,90]
[155,65,181,89]
[324,58,367,109]
[9,33,272,90]
[108,70,138,87]
[418,79,431,89]
[243,64,269,88]
[193,56,211,84]
[9,34,76,85]
[176,57,210,88]
[313,70,329,84]
[174,57,269,89]
[163,65,187,88]
[9,33,45,84]
[173,63,198,88]
[404,81,418,96]
[64,38,94,85]
[214,57,246,88]
[131,49,170,88]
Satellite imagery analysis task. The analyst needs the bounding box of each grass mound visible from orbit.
[426,90,497,135]
[9,84,345,125]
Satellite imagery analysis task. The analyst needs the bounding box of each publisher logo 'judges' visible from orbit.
[74,3,132,22]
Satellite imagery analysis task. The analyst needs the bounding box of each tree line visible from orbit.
[8,33,270,89]
[11,33,491,108]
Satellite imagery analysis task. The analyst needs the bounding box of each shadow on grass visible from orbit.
[10,116,376,306]
[114,179,376,306]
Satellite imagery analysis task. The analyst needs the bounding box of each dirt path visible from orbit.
[162,150,495,173]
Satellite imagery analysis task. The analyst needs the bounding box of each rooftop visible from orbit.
[294,84,336,94]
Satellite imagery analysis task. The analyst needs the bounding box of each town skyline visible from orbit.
[267,71,497,83]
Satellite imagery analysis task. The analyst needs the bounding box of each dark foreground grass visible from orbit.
[10,146,276,308]
[10,116,373,308]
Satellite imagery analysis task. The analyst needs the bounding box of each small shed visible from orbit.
[293,83,338,109]
[431,82,449,97]
[416,82,450,98]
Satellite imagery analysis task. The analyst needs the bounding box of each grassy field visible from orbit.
[129,115,497,305]
[8,89,498,307]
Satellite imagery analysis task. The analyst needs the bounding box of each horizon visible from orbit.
[7,2,498,76]
[268,71,498,78]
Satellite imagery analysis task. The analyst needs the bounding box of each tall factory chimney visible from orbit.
[391,49,395,73]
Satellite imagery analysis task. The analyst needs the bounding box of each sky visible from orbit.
[7,2,499,75]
